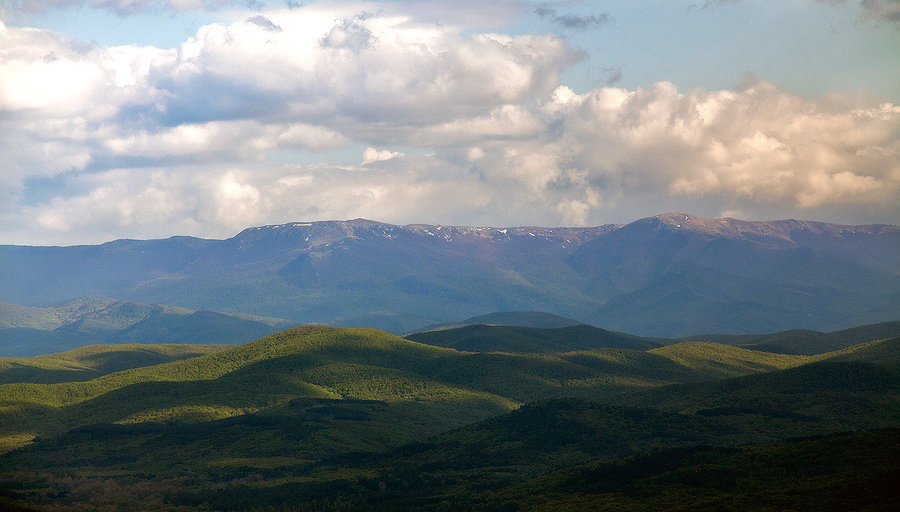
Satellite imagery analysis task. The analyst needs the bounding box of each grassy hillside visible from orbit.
[0,328,897,511]
[684,321,900,355]
[817,336,900,368]
[647,342,810,379]
[410,320,900,357]
[155,360,900,512]
[0,327,817,455]
[407,324,664,353]
[0,344,229,385]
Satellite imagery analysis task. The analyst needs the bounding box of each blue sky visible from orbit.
[1,0,899,244]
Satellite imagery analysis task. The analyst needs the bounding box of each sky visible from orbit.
[1,0,899,245]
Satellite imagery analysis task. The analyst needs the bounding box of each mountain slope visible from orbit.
[1,214,896,336]
[575,214,900,335]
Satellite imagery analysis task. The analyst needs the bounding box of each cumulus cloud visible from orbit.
[361,147,404,165]
[0,9,574,189]
[530,79,899,218]
[1,8,899,245]
[320,13,375,51]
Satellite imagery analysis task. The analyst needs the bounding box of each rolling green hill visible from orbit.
[683,321,900,355]
[157,358,900,512]
[406,324,665,353]
[0,344,229,385]
[817,336,900,368]
[0,327,897,511]
[0,332,890,446]
[411,318,900,357]
[0,327,817,456]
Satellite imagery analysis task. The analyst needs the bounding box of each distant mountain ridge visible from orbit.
[0,297,291,357]
[1,213,897,336]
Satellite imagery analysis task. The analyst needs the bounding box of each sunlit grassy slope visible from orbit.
[0,326,832,456]
[406,324,663,352]
[0,343,229,384]
[136,360,900,512]
[683,321,900,355]
[0,328,895,454]
[0,328,898,511]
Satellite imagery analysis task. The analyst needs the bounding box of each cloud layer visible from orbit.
[1,5,899,244]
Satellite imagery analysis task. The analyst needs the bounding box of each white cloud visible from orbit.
[527,78,900,216]
[361,147,404,165]
[1,9,899,245]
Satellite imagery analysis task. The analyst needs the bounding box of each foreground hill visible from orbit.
[0,327,815,455]
[1,213,897,336]
[0,297,291,357]
[0,328,896,511]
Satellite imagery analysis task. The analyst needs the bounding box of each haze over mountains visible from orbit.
[0,297,289,357]
[1,213,897,336]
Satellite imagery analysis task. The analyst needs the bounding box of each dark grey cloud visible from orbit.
[859,0,900,25]
[534,6,611,30]
[601,66,623,85]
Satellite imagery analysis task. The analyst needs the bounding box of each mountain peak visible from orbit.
[629,213,896,244]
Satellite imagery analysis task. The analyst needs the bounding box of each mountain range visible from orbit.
[1,213,897,336]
